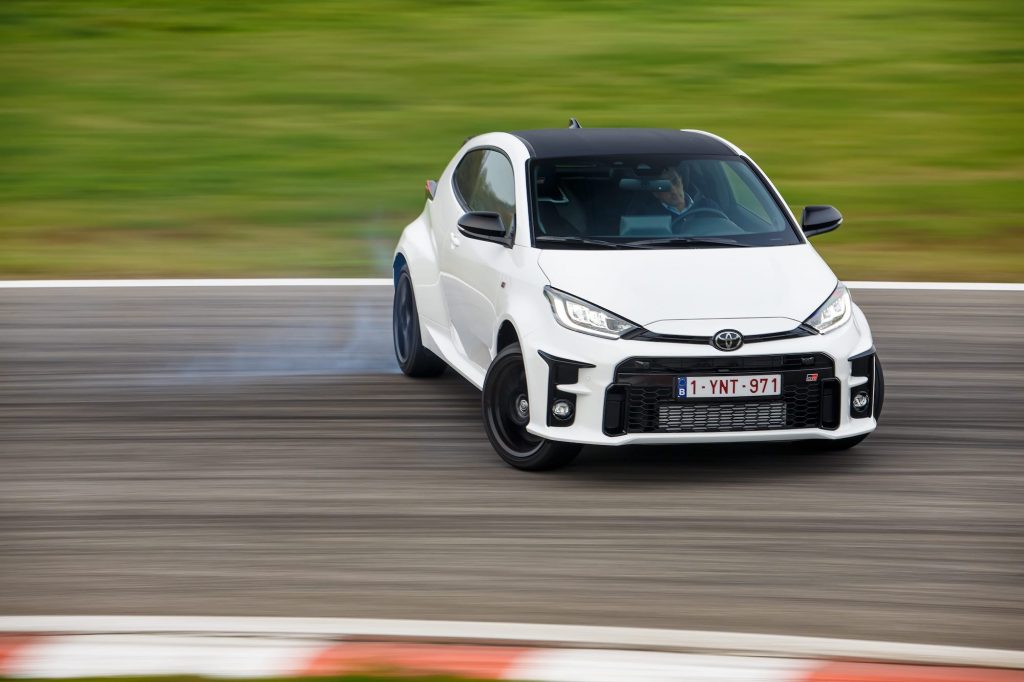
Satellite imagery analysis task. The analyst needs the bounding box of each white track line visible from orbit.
[0,616,1020,669]
[846,281,1024,291]
[509,649,815,682]
[4,634,323,678]
[0,278,392,288]
[0,278,1021,290]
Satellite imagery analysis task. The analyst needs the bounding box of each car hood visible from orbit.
[537,244,837,330]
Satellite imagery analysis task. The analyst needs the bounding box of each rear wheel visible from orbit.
[482,343,581,471]
[393,267,446,378]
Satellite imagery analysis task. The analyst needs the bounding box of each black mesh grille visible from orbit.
[625,386,671,433]
[609,353,835,435]
[658,401,787,432]
[785,380,823,429]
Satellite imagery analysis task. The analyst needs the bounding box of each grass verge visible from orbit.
[1,1,1021,280]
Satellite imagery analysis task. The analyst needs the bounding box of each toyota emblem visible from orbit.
[712,329,743,351]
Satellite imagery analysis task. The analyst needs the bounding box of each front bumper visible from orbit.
[521,305,878,446]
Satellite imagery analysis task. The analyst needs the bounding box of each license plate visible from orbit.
[676,374,782,399]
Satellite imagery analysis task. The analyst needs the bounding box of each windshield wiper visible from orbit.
[535,236,654,249]
[623,236,751,248]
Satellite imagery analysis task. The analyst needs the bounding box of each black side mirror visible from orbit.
[801,205,843,237]
[457,211,510,246]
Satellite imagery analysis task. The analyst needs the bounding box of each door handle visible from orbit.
[449,231,461,248]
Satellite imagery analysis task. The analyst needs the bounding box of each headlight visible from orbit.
[543,286,638,339]
[804,282,852,333]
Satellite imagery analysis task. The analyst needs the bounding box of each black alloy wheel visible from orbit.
[393,267,445,377]
[482,343,581,471]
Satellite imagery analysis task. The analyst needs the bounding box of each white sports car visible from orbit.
[393,125,883,470]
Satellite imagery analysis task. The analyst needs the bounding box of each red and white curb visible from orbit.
[0,617,1021,680]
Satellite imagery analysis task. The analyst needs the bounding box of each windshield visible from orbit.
[530,155,802,249]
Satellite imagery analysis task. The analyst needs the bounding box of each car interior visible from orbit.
[533,158,791,242]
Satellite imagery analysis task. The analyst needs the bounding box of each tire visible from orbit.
[393,267,446,378]
[482,343,581,471]
[874,356,885,421]
[809,355,885,451]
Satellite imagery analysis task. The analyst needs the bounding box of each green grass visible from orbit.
[1,0,1022,280]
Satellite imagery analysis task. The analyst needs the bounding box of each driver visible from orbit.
[622,164,724,231]
[650,165,718,219]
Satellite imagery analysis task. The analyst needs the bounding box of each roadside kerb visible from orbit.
[0,616,1021,679]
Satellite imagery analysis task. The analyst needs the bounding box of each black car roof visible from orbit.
[509,128,735,158]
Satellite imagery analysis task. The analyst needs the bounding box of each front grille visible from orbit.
[658,400,786,432]
[623,324,817,346]
[605,353,836,435]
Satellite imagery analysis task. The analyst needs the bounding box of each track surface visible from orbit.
[1,287,1022,649]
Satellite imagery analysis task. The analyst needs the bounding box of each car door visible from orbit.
[438,148,517,373]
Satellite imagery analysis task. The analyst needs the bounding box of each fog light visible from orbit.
[551,400,573,420]
[852,391,870,411]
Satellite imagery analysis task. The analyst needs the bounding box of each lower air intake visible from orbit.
[657,401,787,432]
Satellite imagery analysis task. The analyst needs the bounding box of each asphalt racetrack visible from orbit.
[1,286,1021,650]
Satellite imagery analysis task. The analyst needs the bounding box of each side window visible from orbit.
[453,149,516,233]
[723,163,773,224]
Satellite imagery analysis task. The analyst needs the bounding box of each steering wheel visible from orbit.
[675,207,730,223]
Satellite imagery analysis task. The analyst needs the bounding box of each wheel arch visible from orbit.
[496,319,520,354]
[392,252,408,284]
[394,210,446,326]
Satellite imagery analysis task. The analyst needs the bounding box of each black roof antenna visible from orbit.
[568,118,582,129]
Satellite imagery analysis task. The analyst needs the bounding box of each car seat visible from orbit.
[535,165,586,236]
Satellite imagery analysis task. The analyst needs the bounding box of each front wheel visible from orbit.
[482,343,581,471]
